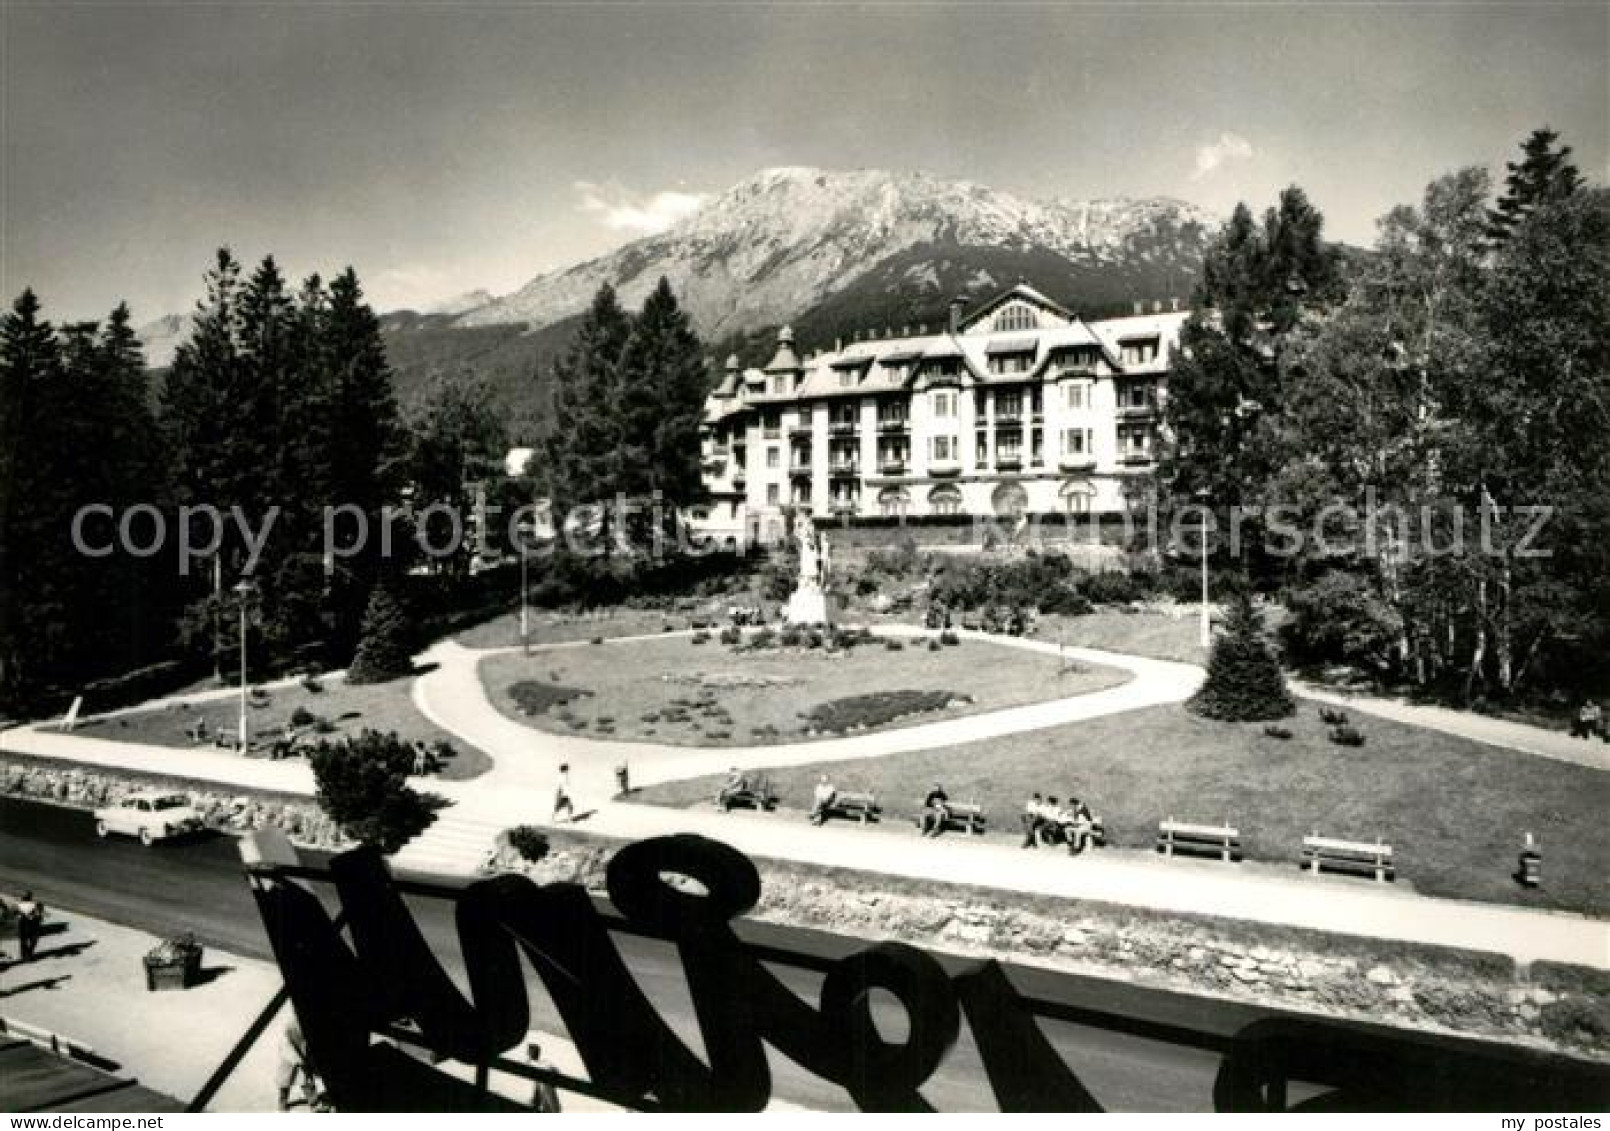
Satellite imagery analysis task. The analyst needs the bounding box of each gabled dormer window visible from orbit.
[993,303,1039,333]
[1120,338,1160,366]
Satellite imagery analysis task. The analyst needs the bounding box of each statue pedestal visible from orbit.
[784,585,833,627]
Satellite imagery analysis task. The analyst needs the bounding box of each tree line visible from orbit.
[0,251,713,716]
[1160,127,1608,705]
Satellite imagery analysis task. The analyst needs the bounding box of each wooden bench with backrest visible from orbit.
[915,800,987,836]
[1156,818,1240,862]
[815,790,879,825]
[717,776,777,812]
[1036,813,1108,850]
[1302,834,1395,882]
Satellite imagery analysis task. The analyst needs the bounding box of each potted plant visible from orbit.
[144,931,204,991]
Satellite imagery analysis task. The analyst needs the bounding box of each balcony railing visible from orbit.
[829,420,858,434]
[995,453,1023,470]
[877,457,907,475]
[830,500,860,515]
[1118,451,1155,466]
[929,457,962,476]
[877,418,909,432]
[1059,454,1097,472]
[828,462,861,477]
[1116,402,1158,419]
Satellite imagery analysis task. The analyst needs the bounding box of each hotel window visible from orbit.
[1031,432,1044,465]
[1118,427,1153,456]
[763,413,780,438]
[993,304,1038,333]
[932,390,956,418]
[996,391,1022,418]
[929,484,963,516]
[838,370,857,388]
[930,435,959,462]
[1061,479,1095,515]
[878,486,910,517]
[1064,383,1086,410]
[766,484,780,505]
[989,352,1033,375]
[766,447,780,469]
[997,435,1022,463]
[832,402,857,426]
[975,436,988,465]
[1122,382,1154,409]
[878,400,907,424]
[1062,428,1092,456]
[1120,338,1160,366]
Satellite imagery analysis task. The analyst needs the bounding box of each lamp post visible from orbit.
[516,518,534,655]
[233,578,258,753]
[1195,490,1212,649]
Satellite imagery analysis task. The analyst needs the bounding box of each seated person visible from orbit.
[919,783,950,837]
[717,766,750,807]
[809,775,838,825]
[1059,796,1098,854]
[1020,792,1047,848]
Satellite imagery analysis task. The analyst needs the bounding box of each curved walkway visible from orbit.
[411,626,1203,801]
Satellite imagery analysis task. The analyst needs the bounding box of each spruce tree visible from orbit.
[1187,596,1295,721]
[346,583,414,684]
[1487,127,1583,245]
[541,284,630,516]
[309,728,441,852]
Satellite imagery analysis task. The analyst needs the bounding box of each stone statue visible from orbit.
[784,521,834,625]
[797,521,819,590]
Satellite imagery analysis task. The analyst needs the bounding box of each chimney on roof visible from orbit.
[949,297,965,335]
[1170,296,1180,312]
[834,336,842,351]
[1132,300,1143,316]
[901,324,910,336]
[1151,300,1163,314]
[852,329,861,342]
[918,322,927,334]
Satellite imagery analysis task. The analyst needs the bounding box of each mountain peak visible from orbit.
[455,166,1216,337]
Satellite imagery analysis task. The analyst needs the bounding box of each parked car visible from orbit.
[94,791,206,846]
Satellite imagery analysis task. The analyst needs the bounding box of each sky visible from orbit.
[3,1,1606,324]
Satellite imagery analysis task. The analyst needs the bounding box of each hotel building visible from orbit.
[696,283,1188,545]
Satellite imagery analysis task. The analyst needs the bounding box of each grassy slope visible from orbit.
[633,700,1610,916]
[478,633,1129,746]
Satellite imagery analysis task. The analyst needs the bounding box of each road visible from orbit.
[0,796,1288,1111]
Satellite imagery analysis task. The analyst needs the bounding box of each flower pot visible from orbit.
[144,949,203,991]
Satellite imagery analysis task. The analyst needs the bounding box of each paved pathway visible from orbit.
[1293,679,1610,772]
[5,626,1607,969]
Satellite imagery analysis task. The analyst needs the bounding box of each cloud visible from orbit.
[574,180,709,235]
[1190,132,1254,181]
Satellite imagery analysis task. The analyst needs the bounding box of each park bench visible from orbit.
[1302,834,1395,882]
[1156,818,1240,862]
[717,777,777,813]
[814,790,879,825]
[915,800,987,836]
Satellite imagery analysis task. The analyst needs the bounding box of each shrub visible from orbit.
[301,674,324,694]
[885,638,905,652]
[1187,596,1295,722]
[313,717,337,734]
[1319,707,1349,726]
[939,630,960,647]
[309,729,444,853]
[505,825,550,863]
[718,625,741,646]
[691,630,711,645]
[1328,724,1365,747]
[1263,724,1293,740]
[1282,570,1404,676]
[347,585,416,685]
[508,681,592,715]
[1080,571,1142,606]
[290,706,316,728]
[800,690,964,733]
[928,638,942,652]
[779,624,805,648]
[589,636,604,646]
[1039,586,1094,616]
[1539,997,1610,1048]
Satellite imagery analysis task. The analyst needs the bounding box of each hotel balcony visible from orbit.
[929,458,962,476]
[828,461,861,478]
[1118,451,1155,466]
[830,499,861,516]
[995,453,1023,471]
[789,460,813,477]
[829,420,858,435]
[877,417,909,433]
[1059,454,1097,472]
[700,454,728,475]
[1116,402,1158,420]
[877,457,908,475]
[789,423,814,438]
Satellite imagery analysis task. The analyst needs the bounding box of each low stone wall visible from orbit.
[0,753,347,851]
[486,833,1609,1061]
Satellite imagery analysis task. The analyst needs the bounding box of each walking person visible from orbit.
[15,891,44,962]
[552,763,574,823]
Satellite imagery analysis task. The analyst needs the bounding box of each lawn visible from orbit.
[479,631,1129,746]
[74,674,493,781]
[632,700,1610,916]
[1032,607,1209,665]
[454,606,707,650]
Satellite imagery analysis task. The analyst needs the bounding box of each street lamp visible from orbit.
[516,518,534,655]
[233,578,258,753]
[1194,490,1212,649]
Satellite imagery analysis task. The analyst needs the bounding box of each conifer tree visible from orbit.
[616,276,709,509]
[1187,596,1295,721]
[346,583,415,684]
[1487,127,1583,245]
[540,283,631,533]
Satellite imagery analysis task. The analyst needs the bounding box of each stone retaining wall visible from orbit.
[0,754,347,851]
[487,834,1609,1060]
